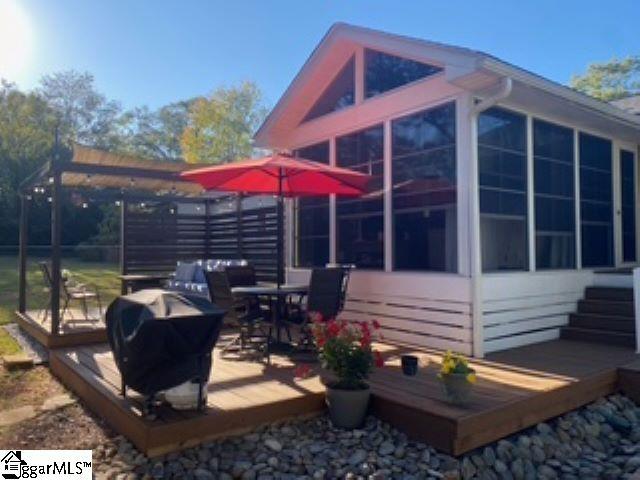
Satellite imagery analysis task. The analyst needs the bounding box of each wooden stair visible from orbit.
[560,287,636,348]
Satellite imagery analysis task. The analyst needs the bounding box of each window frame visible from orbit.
[363,48,445,101]
[477,106,529,273]
[532,117,577,271]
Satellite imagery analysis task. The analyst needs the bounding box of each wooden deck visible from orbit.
[50,338,640,457]
[15,309,107,349]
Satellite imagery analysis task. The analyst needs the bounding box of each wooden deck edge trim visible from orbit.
[146,396,326,457]
[49,350,151,453]
[617,367,640,404]
[452,369,619,455]
[15,311,52,348]
[15,310,108,349]
[370,394,458,454]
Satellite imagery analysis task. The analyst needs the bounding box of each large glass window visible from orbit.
[336,125,384,269]
[478,107,528,272]
[365,49,443,99]
[294,142,330,267]
[534,119,575,269]
[579,133,613,267]
[621,149,636,263]
[303,57,355,122]
[391,102,456,272]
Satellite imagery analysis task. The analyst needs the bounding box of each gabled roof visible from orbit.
[255,23,640,147]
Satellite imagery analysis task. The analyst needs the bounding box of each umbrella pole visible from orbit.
[275,167,285,345]
[277,167,284,290]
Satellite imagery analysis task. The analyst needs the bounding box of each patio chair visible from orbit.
[325,263,355,310]
[205,270,271,361]
[39,262,102,323]
[224,265,257,288]
[284,267,346,349]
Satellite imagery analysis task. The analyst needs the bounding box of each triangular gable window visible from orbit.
[303,56,355,123]
[365,48,442,98]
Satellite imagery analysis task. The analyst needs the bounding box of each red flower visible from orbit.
[294,364,313,379]
[372,320,381,330]
[374,351,384,368]
[326,320,340,338]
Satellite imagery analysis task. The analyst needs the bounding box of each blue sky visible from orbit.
[9,0,640,111]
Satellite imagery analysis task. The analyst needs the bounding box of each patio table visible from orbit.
[231,284,309,351]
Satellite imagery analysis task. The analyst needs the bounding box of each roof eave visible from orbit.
[480,58,640,130]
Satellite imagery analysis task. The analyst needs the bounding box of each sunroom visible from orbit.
[254,23,640,357]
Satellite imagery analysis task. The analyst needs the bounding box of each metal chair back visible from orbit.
[225,265,257,288]
[204,271,236,316]
[307,267,346,320]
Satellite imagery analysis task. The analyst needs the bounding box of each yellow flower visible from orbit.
[466,373,477,384]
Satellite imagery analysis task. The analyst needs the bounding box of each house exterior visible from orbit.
[254,23,640,357]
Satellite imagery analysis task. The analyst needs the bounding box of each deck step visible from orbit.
[584,287,634,302]
[577,299,635,316]
[568,313,635,333]
[560,326,636,348]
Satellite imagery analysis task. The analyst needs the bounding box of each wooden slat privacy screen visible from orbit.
[122,197,278,282]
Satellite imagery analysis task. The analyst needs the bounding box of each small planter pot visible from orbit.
[325,383,370,429]
[440,372,473,406]
[401,355,418,376]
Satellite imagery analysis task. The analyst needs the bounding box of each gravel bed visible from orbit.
[93,393,640,480]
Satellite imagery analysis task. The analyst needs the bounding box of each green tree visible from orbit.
[38,70,123,148]
[571,56,640,101]
[0,80,57,245]
[119,100,193,160]
[181,81,267,164]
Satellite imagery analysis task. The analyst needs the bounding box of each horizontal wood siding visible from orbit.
[289,270,473,354]
[482,271,594,353]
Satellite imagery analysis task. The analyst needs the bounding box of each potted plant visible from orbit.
[437,350,477,405]
[296,315,384,428]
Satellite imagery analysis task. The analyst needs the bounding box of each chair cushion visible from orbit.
[174,262,197,282]
[193,265,206,284]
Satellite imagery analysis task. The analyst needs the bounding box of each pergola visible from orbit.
[17,143,202,335]
[17,143,277,340]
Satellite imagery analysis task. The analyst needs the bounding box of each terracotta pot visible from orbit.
[325,383,370,429]
[440,372,473,405]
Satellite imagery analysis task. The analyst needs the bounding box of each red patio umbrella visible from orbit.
[180,153,371,287]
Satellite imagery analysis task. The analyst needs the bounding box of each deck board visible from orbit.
[50,338,640,457]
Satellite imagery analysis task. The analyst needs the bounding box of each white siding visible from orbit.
[289,269,473,354]
[481,271,594,353]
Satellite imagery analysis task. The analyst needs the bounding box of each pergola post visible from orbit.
[120,198,128,295]
[50,171,62,335]
[18,194,29,313]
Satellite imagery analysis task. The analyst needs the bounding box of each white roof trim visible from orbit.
[255,23,640,146]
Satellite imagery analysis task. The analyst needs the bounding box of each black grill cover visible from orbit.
[106,289,226,396]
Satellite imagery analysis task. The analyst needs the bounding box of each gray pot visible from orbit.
[325,384,370,429]
[441,372,473,406]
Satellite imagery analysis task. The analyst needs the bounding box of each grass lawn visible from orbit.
[0,255,121,355]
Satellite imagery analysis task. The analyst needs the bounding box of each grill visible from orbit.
[105,289,225,412]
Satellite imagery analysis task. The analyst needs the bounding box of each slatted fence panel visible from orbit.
[123,199,277,282]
